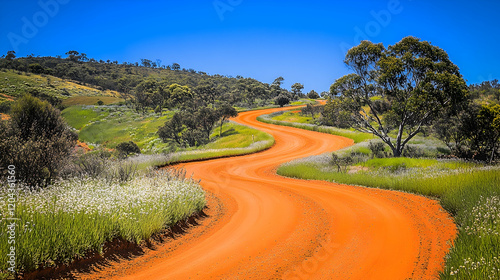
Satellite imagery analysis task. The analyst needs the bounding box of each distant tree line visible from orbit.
[0,50,326,152]
[0,50,311,111]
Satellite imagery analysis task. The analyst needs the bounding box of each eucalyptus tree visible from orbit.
[217,103,238,137]
[291,83,304,99]
[331,36,468,157]
[307,90,320,99]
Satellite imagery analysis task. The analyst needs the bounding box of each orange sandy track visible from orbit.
[80,106,456,280]
[0,113,10,121]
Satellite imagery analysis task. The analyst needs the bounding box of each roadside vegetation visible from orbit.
[0,168,205,277]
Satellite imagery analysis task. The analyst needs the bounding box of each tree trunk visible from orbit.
[490,142,497,164]
[392,147,402,157]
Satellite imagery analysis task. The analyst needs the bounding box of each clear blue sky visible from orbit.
[1,0,499,93]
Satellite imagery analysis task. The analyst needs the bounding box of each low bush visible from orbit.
[0,95,77,187]
[115,141,141,158]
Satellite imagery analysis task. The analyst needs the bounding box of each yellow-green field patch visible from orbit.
[62,96,125,106]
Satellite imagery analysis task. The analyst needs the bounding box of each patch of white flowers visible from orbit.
[16,170,205,219]
[126,153,172,167]
[449,256,500,279]
[0,169,206,234]
[447,196,500,279]
[464,196,500,238]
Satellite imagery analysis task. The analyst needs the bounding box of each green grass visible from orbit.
[167,122,274,164]
[62,105,275,163]
[359,157,475,170]
[278,157,500,280]
[272,110,315,124]
[0,69,121,101]
[61,106,103,130]
[0,169,205,277]
[62,105,173,152]
[62,96,124,106]
[289,99,318,106]
[257,111,373,143]
[206,123,274,149]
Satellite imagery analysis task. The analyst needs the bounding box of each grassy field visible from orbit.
[62,105,174,152]
[62,105,274,161]
[289,99,318,106]
[0,70,121,102]
[271,110,316,123]
[0,169,205,278]
[61,96,125,106]
[258,110,373,143]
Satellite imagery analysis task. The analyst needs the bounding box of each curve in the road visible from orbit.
[81,106,456,280]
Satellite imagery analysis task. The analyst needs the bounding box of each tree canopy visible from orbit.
[331,36,468,157]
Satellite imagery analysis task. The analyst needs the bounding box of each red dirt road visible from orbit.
[82,107,456,280]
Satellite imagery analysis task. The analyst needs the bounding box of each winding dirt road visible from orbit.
[82,107,456,280]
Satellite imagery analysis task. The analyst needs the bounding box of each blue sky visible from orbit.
[1,0,499,93]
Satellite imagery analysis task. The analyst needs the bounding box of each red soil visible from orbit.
[75,140,92,152]
[76,106,456,279]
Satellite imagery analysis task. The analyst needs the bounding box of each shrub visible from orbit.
[307,90,320,99]
[70,149,110,178]
[158,107,219,147]
[0,100,12,114]
[369,141,387,158]
[435,103,500,162]
[320,98,351,129]
[301,104,322,119]
[115,141,141,158]
[402,145,426,158]
[275,94,290,107]
[109,160,138,183]
[0,95,77,187]
[330,153,352,173]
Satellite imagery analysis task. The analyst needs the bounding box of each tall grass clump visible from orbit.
[0,168,205,277]
[440,169,500,280]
